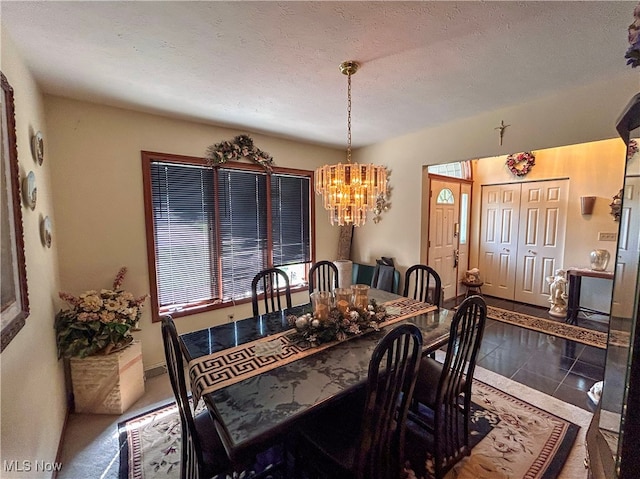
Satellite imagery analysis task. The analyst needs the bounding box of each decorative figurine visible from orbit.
[546,269,568,318]
[465,268,480,283]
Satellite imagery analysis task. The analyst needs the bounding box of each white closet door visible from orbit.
[478,184,521,299]
[514,179,568,307]
[612,176,640,319]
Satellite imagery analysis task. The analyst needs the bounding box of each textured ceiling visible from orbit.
[1,1,636,148]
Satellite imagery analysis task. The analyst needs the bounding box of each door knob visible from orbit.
[502,248,510,252]
[528,250,537,255]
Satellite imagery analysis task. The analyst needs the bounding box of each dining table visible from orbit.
[178,288,453,461]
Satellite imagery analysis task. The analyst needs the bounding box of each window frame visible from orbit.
[141,150,316,321]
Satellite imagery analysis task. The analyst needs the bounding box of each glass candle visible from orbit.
[310,291,332,320]
[334,288,352,314]
[351,284,370,310]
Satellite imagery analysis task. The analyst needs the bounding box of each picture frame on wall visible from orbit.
[1,71,30,352]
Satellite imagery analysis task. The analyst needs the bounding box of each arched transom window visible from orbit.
[436,188,454,204]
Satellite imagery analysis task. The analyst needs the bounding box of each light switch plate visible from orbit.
[598,232,617,241]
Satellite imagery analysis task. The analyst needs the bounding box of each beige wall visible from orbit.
[44,97,345,371]
[350,72,638,283]
[1,28,66,477]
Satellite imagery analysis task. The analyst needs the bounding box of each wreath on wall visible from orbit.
[505,151,535,177]
[610,188,623,222]
[205,134,274,172]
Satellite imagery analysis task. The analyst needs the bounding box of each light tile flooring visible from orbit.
[57,294,606,477]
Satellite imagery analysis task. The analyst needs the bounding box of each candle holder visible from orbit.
[310,291,332,320]
[334,288,352,314]
[351,284,370,310]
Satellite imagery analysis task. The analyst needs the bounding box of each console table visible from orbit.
[566,268,614,325]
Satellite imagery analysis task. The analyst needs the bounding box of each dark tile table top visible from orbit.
[179,289,451,454]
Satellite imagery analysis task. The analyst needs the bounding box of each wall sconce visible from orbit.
[581,196,596,215]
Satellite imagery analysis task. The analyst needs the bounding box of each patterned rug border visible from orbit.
[486,306,607,349]
[469,380,580,479]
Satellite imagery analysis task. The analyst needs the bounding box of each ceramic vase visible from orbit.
[590,249,610,271]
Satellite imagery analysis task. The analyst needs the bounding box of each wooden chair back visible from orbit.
[355,323,423,479]
[251,268,292,316]
[403,264,442,307]
[308,260,339,293]
[161,315,205,479]
[434,295,486,478]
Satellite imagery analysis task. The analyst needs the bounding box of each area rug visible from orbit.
[486,306,608,349]
[403,380,579,479]
[118,379,579,479]
[118,399,284,479]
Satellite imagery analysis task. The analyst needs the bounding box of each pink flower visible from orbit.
[112,267,127,289]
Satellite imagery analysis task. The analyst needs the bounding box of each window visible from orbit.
[436,188,454,204]
[427,161,472,180]
[142,151,314,319]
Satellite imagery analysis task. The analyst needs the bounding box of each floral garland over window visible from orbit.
[626,3,640,68]
[205,134,274,172]
[505,151,535,177]
[287,299,387,347]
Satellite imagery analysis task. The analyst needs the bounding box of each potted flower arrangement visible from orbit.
[55,267,148,358]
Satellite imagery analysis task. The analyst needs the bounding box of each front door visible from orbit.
[427,177,461,301]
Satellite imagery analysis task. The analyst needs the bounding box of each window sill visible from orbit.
[153,284,309,321]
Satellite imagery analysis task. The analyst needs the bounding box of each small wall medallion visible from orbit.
[22,170,37,210]
[31,131,44,165]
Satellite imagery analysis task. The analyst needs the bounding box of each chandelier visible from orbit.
[315,61,387,227]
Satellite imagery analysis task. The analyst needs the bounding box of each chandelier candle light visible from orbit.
[315,61,387,227]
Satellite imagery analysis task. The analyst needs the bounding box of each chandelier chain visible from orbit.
[346,71,352,163]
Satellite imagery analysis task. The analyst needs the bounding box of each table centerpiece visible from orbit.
[287,296,387,347]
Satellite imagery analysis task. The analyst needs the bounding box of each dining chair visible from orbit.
[161,315,232,479]
[403,264,442,308]
[308,260,339,293]
[406,295,487,479]
[251,268,292,317]
[294,323,423,479]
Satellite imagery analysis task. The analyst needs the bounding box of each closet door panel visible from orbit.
[514,179,568,307]
[479,184,520,299]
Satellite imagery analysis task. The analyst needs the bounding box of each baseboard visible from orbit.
[145,364,167,378]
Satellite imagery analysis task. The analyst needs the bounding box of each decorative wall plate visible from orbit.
[41,216,52,248]
[31,131,44,165]
[22,171,37,210]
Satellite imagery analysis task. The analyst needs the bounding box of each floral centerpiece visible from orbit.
[287,299,387,347]
[54,267,148,358]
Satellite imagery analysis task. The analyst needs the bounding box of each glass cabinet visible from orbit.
[586,92,640,479]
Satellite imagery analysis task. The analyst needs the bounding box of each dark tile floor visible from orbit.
[444,295,607,412]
